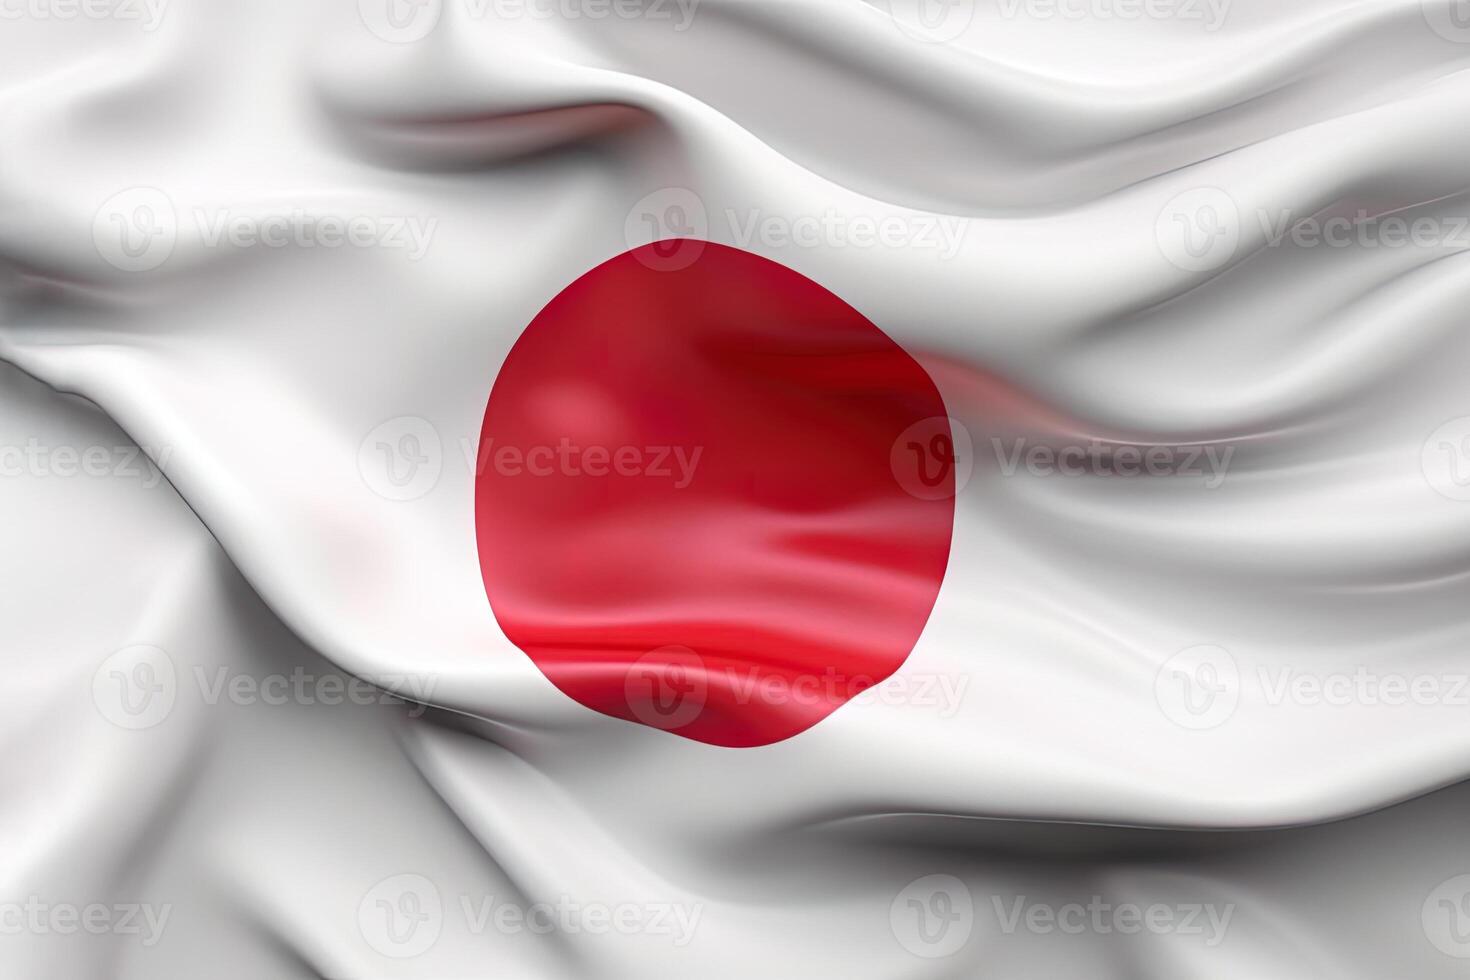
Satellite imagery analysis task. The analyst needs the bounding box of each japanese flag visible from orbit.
[4,0,1470,978]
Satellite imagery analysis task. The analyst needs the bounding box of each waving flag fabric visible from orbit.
[5,1,1470,977]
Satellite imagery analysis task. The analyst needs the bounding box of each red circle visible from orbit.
[476,242,955,747]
